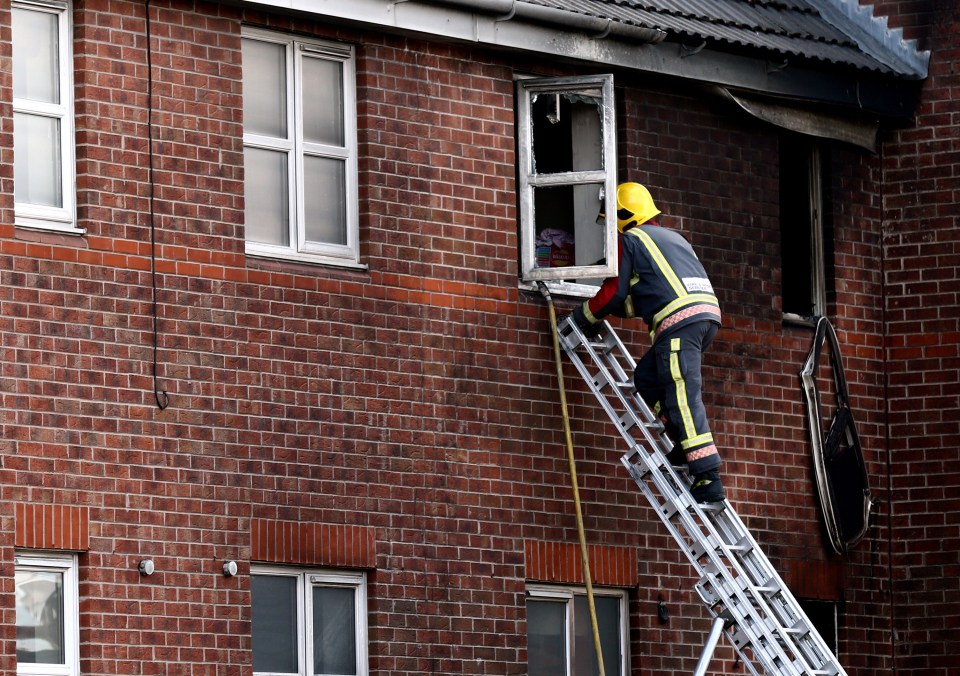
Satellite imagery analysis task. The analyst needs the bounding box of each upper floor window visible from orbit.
[12,0,77,233]
[242,28,360,267]
[15,551,79,676]
[516,74,618,293]
[251,566,368,676]
[780,135,832,321]
[527,584,628,676]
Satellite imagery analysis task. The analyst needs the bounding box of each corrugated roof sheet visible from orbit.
[522,0,928,78]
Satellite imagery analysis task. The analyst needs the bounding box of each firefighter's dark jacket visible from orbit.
[574,222,721,342]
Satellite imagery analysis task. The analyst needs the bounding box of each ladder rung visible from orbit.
[585,336,613,351]
[693,500,728,515]
[617,411,654,433]
[659,497,682,519]
[689,532,753,562]
[727,535,754,554]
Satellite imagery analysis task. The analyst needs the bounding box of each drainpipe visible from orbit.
[431,0,668,44]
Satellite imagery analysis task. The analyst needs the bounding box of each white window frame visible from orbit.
[12,0,79,234]
[242,27,361,268]
[807,145,827,317]
[516,74,618,293]
[251,565,368,676]
[15,551,80,676]
[526,584,629,676]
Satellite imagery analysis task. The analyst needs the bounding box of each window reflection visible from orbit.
[15,569,65,664]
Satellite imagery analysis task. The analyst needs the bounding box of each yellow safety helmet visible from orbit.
[597,182,661,232]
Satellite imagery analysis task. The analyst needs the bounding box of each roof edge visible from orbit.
[437,0,668,44]
[233,0,921,120]
[805,0,929,79]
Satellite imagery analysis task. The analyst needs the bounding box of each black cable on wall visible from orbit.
[145,0,169,410]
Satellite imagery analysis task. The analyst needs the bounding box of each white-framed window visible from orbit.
[241,28,360,268]
[526,584,629,676]
[780,135,831,322]
[15,551,80,676]
[12,0,78,233]
[516,74,618,293]
[251,566,368,676]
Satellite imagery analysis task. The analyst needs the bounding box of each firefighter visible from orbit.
[570,182,725,503]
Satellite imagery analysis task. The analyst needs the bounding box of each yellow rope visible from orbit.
[539,283,606,676]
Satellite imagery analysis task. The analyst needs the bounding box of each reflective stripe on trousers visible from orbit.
[634,321,721,475]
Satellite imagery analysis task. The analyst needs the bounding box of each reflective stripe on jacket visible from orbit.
[580,223,721,341]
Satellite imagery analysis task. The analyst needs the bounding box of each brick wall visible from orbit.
[871,2,960,673]
[4,1,250,674]
[0,1,16,670]
[1,0,952,674]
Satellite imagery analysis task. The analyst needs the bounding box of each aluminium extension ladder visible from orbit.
[556,316,847,676]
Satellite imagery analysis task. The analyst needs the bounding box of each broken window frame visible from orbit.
[800,316,873,554]
[516,74,618,288]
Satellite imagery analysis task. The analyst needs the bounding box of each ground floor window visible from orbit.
[251,566,368,676]
[527,584,628,676]
[15,551,79,676]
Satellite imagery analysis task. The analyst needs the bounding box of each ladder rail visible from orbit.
[620,454,780,674]
[621,448,811,675]
[557,316,847,676]
[710,506,840,671]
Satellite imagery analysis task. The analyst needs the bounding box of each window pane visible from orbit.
[16,569,65,664]
[244,146,290,246]
[534,185,576,269]
[252,575,299,673]
[304,156,347,246]
[533,184,606,270]
[531,90,603,174]
[303,57,344,147]
[12,7,59,104]
[527,599,567,676]
[243,38,287,138]
[14,112,62,208]
[313,586,356,675]
[574,595,621,676]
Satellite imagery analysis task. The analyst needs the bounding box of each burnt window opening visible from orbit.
[780,134,833,321]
